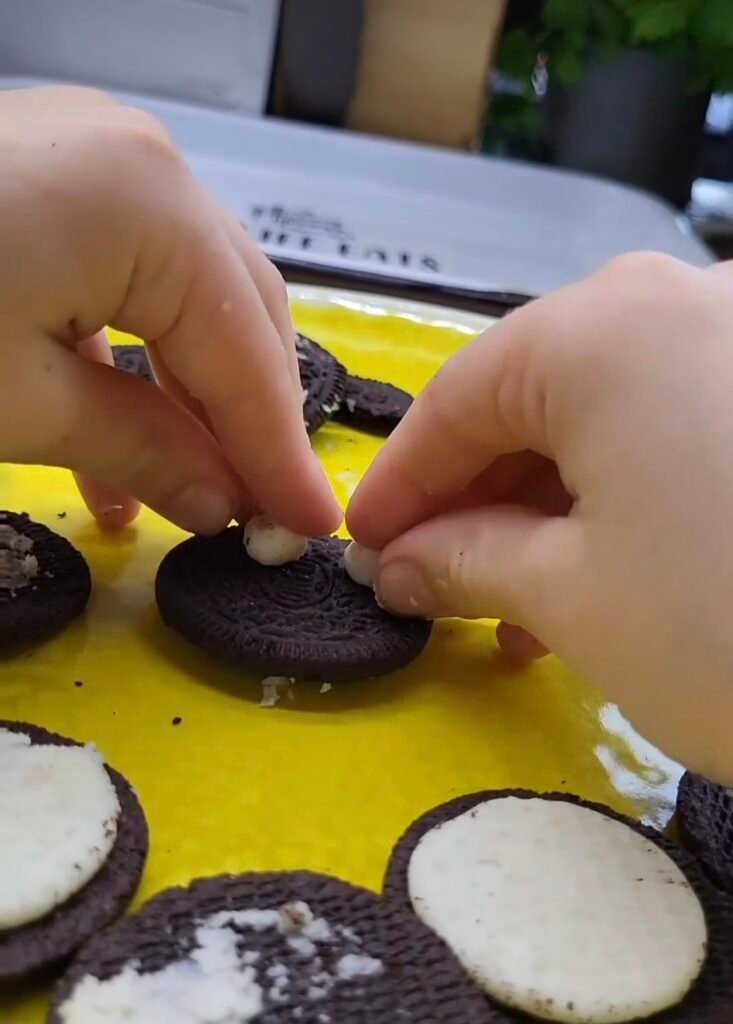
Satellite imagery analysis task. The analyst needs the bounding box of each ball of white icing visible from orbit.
[244,516,308,567]
[343,542,378,588]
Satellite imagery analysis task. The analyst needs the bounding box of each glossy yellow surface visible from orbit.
[0,294,681,1022]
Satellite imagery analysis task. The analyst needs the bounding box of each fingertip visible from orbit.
[75,474,141,530]
[308,451,343,535]
[161,480,237,536]
[296,493,343,538]
[375,558,438,618]
[323,501,345,536]
[263,449,342,537]
[95,500,142,531]
[346,465,406,549]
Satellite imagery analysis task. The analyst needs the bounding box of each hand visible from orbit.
[0,86,340,536]
[348,254,733,781]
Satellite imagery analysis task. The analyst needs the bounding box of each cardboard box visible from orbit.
[347,0,507,149]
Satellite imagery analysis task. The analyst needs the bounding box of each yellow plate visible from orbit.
[0,286,681,1021]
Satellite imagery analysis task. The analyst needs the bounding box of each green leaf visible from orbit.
[690,0,733,47]
[496,28,538,84]
[632,2,689,42]
[488,93,540,133]
[551,49,585,83]
[543,0,589,32]
[590,0,629,48]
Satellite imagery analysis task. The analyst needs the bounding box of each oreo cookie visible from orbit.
[0,721,148,985]
[155,529,431,682]
[49,871,491,1023]
[0,512,91,650]
[677,772,733,893]
[384,790,733,1024]
[112,345,154,384]
[335,376,413,435]
[295,334,347,435]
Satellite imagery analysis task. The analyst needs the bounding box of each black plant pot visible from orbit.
[544,49,710,207]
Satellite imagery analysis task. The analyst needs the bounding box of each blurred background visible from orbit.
[0,0,730,312]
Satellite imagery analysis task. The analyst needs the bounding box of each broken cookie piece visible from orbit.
[0,512,91,649]
[0,522,38,590]
[335,375,413,436]
[385,789,733,1024]
[49,871,490,1024]
[0,721,148,984]
[295,334,347,436]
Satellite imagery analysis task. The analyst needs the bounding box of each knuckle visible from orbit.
[51,84,112,106]
[112,109,182,168]
[601,250,683,290]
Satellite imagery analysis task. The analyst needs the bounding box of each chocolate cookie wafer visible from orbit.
[156,530,431,682]
[677,771,733,893]
[112,345,154,384]
[385,789,733,1024]
[335,376,413,435]
[296,334,347,435]
[49,871,491,1023]
[0,721,148,985]
[0,512,91,650]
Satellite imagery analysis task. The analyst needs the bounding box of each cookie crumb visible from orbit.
[260,677,294,708]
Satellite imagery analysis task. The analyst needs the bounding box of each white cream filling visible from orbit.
[59,923,263,1024]
[243,516,308,567]
[0,524,38,590]
[343,542,378,589]
[259,677,294,708]
[59,902,381,1023]
[0,729,120,929]
[408,796,707,1024]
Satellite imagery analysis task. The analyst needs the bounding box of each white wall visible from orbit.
[0,0,280,113]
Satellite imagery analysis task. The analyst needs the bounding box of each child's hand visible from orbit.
[349,255,733,780]
[0,86,340,536]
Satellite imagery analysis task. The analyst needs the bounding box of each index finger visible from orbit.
[346,303,552,549]
[153,224,341,537]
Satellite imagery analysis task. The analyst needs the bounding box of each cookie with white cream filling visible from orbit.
[0,722,148,984]
[49,871,492,1024]
[0,513,91,650]
[385,789,733,1024]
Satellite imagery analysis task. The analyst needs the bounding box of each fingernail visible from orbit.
[376,560,437,617]
[167,482,235,535]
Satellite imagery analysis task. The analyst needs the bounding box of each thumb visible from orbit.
[375,505,579,636]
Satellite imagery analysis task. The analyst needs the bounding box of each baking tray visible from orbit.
[0,285,683,1021]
